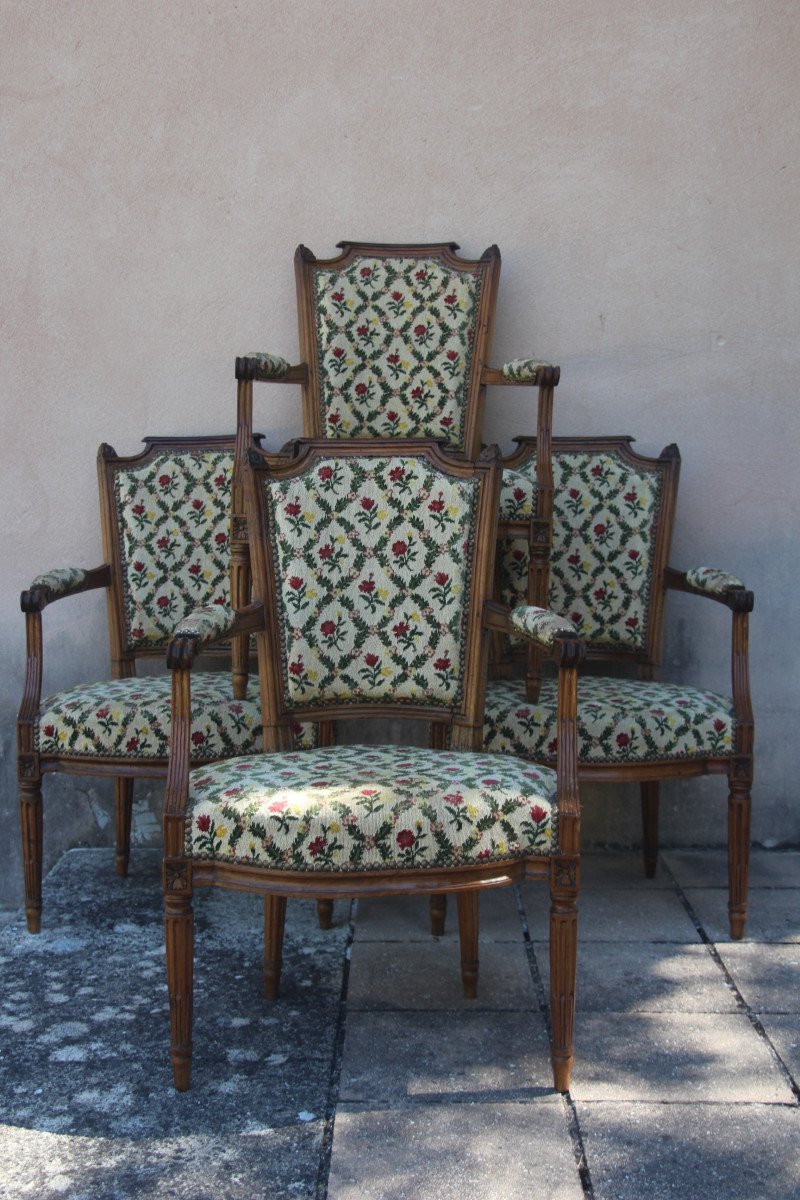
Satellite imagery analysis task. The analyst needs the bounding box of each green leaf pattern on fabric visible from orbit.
[498,450,662,651]
[114,450,234,650]
[35,673,315,759]
[174,603,236,646]
[484,677,736,765]
[243,352,290,379]
[501,357,551,383]
[686,567,744,594]
[313,257,480,448]
[499,468,536,519]
[187,745,557,870]
[266,455,477,709]
[28,567,88,602]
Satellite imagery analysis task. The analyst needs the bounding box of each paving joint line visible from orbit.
[315,898,357,1200]
[515,884,596,1199]
[661,859,800,1106]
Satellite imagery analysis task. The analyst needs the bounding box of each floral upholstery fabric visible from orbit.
[686,567,744,595]
[484,677,736,765]
[174,603,237,647]
[510,606,578,649]
[243,352,290,379]
[114,450,234,650]
[498,449,663,652]
[28,568,87,603]
[502,358,551,383]
[187,745,557,870]
[266,455,478,709]
[313,257,481,448]
[499,468,536,520]
[35,673,315,760]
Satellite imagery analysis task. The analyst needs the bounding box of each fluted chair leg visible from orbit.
[165,889,194,1091]
[20,779,43,933]
[549,859,578,1093]
[640,780,659,879]
[728,771,752,940]
[114,777,134,878]
[264,895,288,1000]
[457,891,479,999]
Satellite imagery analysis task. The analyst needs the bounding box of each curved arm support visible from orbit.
[664,567,753,614]
[235,355,308,384]
[166,601,266,669]
[21,564,112,613]
[482,363,561,388]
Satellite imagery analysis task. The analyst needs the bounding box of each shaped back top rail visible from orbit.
[244,437,503,752]
[499,434,681,675]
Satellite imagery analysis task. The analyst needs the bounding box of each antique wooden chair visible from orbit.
[16,435,313,933]
[162,439,584,1092]
[484,435,754,938]
[229,241,560,699]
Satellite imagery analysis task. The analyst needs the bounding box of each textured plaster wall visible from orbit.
[1,1,798,909]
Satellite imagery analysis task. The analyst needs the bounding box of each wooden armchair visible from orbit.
[229,241,560,698]
[162,440,584,1092]
[16,435,313,933]
[485,435,754,938]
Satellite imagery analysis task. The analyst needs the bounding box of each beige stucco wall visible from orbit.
[1,1,797,908]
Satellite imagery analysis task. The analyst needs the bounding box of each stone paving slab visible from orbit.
[568,1013,794,1103]
[327,1101,584,1200]
[663,848,800,890]
[578,852,673,889]
[533,941,739,1012]
[346,940,537,1011]
[758,1014,800,1086]
[339,1010,552,1104]
[716,943,800,1012]
[353,887,523,943]
[576,1101,800,1200]
[523,885,700,943]
[683,888,800,943]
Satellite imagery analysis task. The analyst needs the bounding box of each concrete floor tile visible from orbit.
[523,886,700,943]
[579,852,673,889]
[327,1101,584,1200]
[664,848,800,890]
[534,941,738,1012]
[684,888,800,943]
[569,1013,794,1103]
[339,1010,552,1103]
[346,941,537,1010]
[716,943,800,1012]
[577,1101,800,1200]
[354,886,523,943]
[759,1014,800,1085]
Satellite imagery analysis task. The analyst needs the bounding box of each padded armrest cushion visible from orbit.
[28,568,88,602]
[685,567,745,594]
[173,603,236,648]
[239,352,290,380]
[510,605,578,648]
[501,357,553,383]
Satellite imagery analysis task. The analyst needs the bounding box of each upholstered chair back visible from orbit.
[98,437,241,660]
[295,243,501,459]
[246,441,500,736]
[499,437,680,663]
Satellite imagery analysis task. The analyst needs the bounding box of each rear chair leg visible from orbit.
[264,895,288,1000]
[640,780,659,879]
[115,777,134,878]
[728,771,752,940]
[430,893,447,936]
[19,779,43,933]
[316,899,333,929]
[457,891,479,999]
[164,885,194,1091]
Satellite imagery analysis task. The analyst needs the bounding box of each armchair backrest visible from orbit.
[295,242,501,459]
[245,440,501,746]
[499,436,680,666]
[98,436,242,663]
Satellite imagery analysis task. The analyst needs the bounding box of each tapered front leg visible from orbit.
[549,857,579,1093]
[20,779,44,933]
[264,895,288,1000]
[728,771,752,940]
[640,780,659,879]
[457,891,479,999]
[115,777,135,878]
[164,885,194,1091]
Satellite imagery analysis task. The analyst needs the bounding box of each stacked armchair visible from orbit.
[18,241,753,1094]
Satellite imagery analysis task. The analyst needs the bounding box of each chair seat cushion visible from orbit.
[36,674,313,761]
[187,745,557,871]
[484,677,736,765]
[499,468,537,520]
